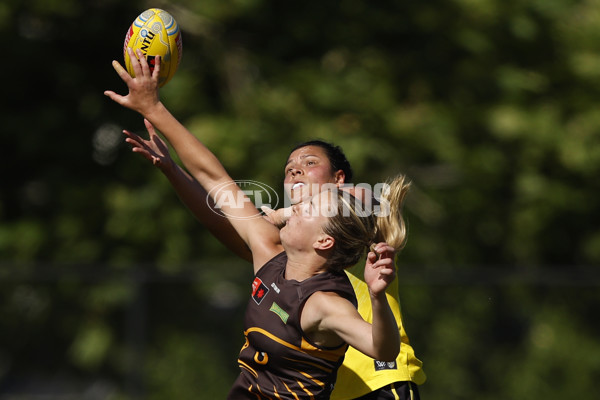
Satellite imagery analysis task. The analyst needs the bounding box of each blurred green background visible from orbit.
[2,0,599,398]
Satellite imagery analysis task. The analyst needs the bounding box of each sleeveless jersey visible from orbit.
[228,252,358,400]
[330,260,427,400]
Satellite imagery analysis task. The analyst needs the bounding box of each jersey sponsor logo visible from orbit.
[269,302,289,324]
[251,277,269,305]
[270,282,280,293]
[374,360,397,371]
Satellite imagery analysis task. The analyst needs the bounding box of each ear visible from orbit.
[333,170,345,185]
[313,234,335,251]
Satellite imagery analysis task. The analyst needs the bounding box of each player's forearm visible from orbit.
[162,165,252,262]
[142,101,230,188]
[370,292,400,361]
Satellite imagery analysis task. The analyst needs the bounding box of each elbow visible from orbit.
[375,342,400,362]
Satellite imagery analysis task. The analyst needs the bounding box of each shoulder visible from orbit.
[251,241,285,274]
[305,291,357,322]
[255,251,287,276]
[307,290,349,306]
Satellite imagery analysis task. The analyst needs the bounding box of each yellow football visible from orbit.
[123,8,182,87]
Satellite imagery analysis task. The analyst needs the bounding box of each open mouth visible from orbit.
[292,182,305,190]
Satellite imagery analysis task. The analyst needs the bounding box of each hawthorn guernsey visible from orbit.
[123,8,182,87]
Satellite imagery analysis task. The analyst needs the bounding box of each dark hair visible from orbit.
[289,140,354,183]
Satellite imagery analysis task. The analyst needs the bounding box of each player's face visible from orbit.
[280,191,336,252]
[283,146,342,204]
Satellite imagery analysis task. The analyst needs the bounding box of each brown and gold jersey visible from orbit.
[227,252,358,399]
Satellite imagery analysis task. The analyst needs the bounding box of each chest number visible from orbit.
[254,351,269,365]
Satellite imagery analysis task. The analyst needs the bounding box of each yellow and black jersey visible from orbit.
[330,262,426,400]
[227,252,358,400]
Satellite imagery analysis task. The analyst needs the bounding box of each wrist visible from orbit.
[158,157,177,174]
[370,290,388,303]
[140,100,164,120]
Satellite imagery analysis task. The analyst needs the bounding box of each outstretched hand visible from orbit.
[123,119,175,171]
[261,205,293,228]
[364,243,397,297]
[104,48,161,115]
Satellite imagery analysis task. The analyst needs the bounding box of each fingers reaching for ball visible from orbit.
[121,8,182,88]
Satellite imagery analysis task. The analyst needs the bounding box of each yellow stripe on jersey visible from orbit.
[282,380,301,400]
[256,384,275,400]
[296,378,316,399]
[296,370,325,387]
[300,337,347,361]
[245,383,261,399]
[282,356,334,374]
[245,327,345,362]
[238,359,258,378]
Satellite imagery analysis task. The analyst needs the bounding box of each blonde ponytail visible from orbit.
[374,175,411,251]
[321,175,410,272]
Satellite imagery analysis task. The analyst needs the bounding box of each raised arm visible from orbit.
[307,242,400,361]
[123,119,252,262]
[105,49,281,268]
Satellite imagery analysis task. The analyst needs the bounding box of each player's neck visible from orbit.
[284,254,327,282]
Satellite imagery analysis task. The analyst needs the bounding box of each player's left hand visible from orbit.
[364,242,396,297]
[123,119,175,172]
